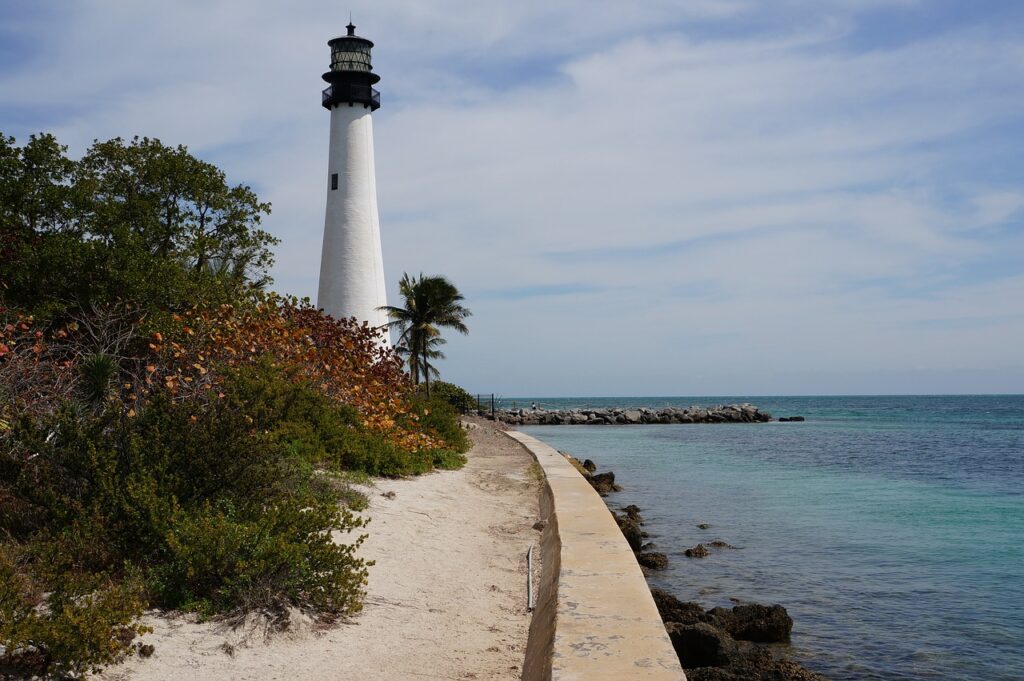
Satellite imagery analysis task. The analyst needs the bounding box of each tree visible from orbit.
[395,334,446,386]
[0,133,277,320]
[381,273,471,397]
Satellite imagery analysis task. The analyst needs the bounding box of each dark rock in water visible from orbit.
[697,523,712,530]
[613,512,645,552]
[623,504,644,524]
[685,647,826,680]
[589,471,621,495]
[637,551,669,570]
[665,622,738,668]
[685,543,711,558]
[778,416,806,422]
[582,458,597,472]
[707,603,793,642]
[649,587,707,626]
[709,540,736,549]
[641,542,658,551]
[651,588,819,679]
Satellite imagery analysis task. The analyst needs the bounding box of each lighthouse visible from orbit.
[317,22,389,334]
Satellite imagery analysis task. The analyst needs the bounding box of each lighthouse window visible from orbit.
[331,173,338,190]
[331,44,372,71]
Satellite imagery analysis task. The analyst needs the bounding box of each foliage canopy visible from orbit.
[0,133,277,320]
[0,132,470,676]
[381,272,471,396]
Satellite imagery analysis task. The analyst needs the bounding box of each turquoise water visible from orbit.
[519,396,1024,680]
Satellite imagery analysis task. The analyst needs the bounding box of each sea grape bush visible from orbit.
[142,293,446,452]
[0,131,470,676]
[0,341,408,674]
[407,392,470,465]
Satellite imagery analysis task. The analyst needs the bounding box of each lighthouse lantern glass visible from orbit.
[331,43,372,72]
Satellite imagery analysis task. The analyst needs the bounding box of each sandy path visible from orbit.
[100,420,540,681]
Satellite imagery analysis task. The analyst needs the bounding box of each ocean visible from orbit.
[516,395,1024,680]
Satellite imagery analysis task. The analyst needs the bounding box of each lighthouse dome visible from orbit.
[329,23,373,72]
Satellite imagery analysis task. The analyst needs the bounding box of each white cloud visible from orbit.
[2,0,1022,394]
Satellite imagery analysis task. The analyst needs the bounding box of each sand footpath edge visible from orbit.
[98,418,540,681]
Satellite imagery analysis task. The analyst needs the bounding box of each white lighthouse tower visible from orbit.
[317,22,389,334]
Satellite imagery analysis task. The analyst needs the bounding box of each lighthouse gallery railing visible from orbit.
[322,84,380,109]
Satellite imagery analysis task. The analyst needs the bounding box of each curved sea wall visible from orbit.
[499,404,772,426]
[507,430,686,681]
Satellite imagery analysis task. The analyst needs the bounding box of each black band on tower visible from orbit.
[321,24,381,111]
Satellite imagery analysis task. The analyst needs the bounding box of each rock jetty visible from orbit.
[497,403,772,426]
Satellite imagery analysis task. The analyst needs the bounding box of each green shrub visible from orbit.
[1,356,477,674]
[1,362,376,674]
[428,380,477,408]
[431,449,468,470]
[155,500,367,618]
[223,359,434,478]
[221,359,361,436]
[78,353,118,407]
[1,547,149,678]
[411,393,470,455]
[325,428,433,477]
[6,393,293,564]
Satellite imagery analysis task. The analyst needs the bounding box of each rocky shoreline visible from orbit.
[497,404,776,426]
[564,453,825,680]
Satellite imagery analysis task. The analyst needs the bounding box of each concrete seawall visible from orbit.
[507,430,686,681]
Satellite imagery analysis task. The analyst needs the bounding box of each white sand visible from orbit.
[99,421,539,681]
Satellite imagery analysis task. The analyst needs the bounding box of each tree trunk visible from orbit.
[423,346,430,398]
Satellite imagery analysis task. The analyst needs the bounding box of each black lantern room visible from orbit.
[322,23,381,111]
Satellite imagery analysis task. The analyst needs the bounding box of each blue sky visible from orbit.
[2,0,1023,396]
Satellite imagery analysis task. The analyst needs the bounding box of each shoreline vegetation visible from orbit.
[93,419,537,681]
[560,451,825,680]
[0,132,473,677]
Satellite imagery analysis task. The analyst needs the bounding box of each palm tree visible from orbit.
[380,273,470,397]
[395,334,446,386]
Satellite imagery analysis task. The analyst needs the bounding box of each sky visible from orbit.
[2,0,1023,396]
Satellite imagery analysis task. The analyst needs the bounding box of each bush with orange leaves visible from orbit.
[0,296,466,676]
[1,132,471,675]
[1,295,462,455]
[137,292,451,453]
